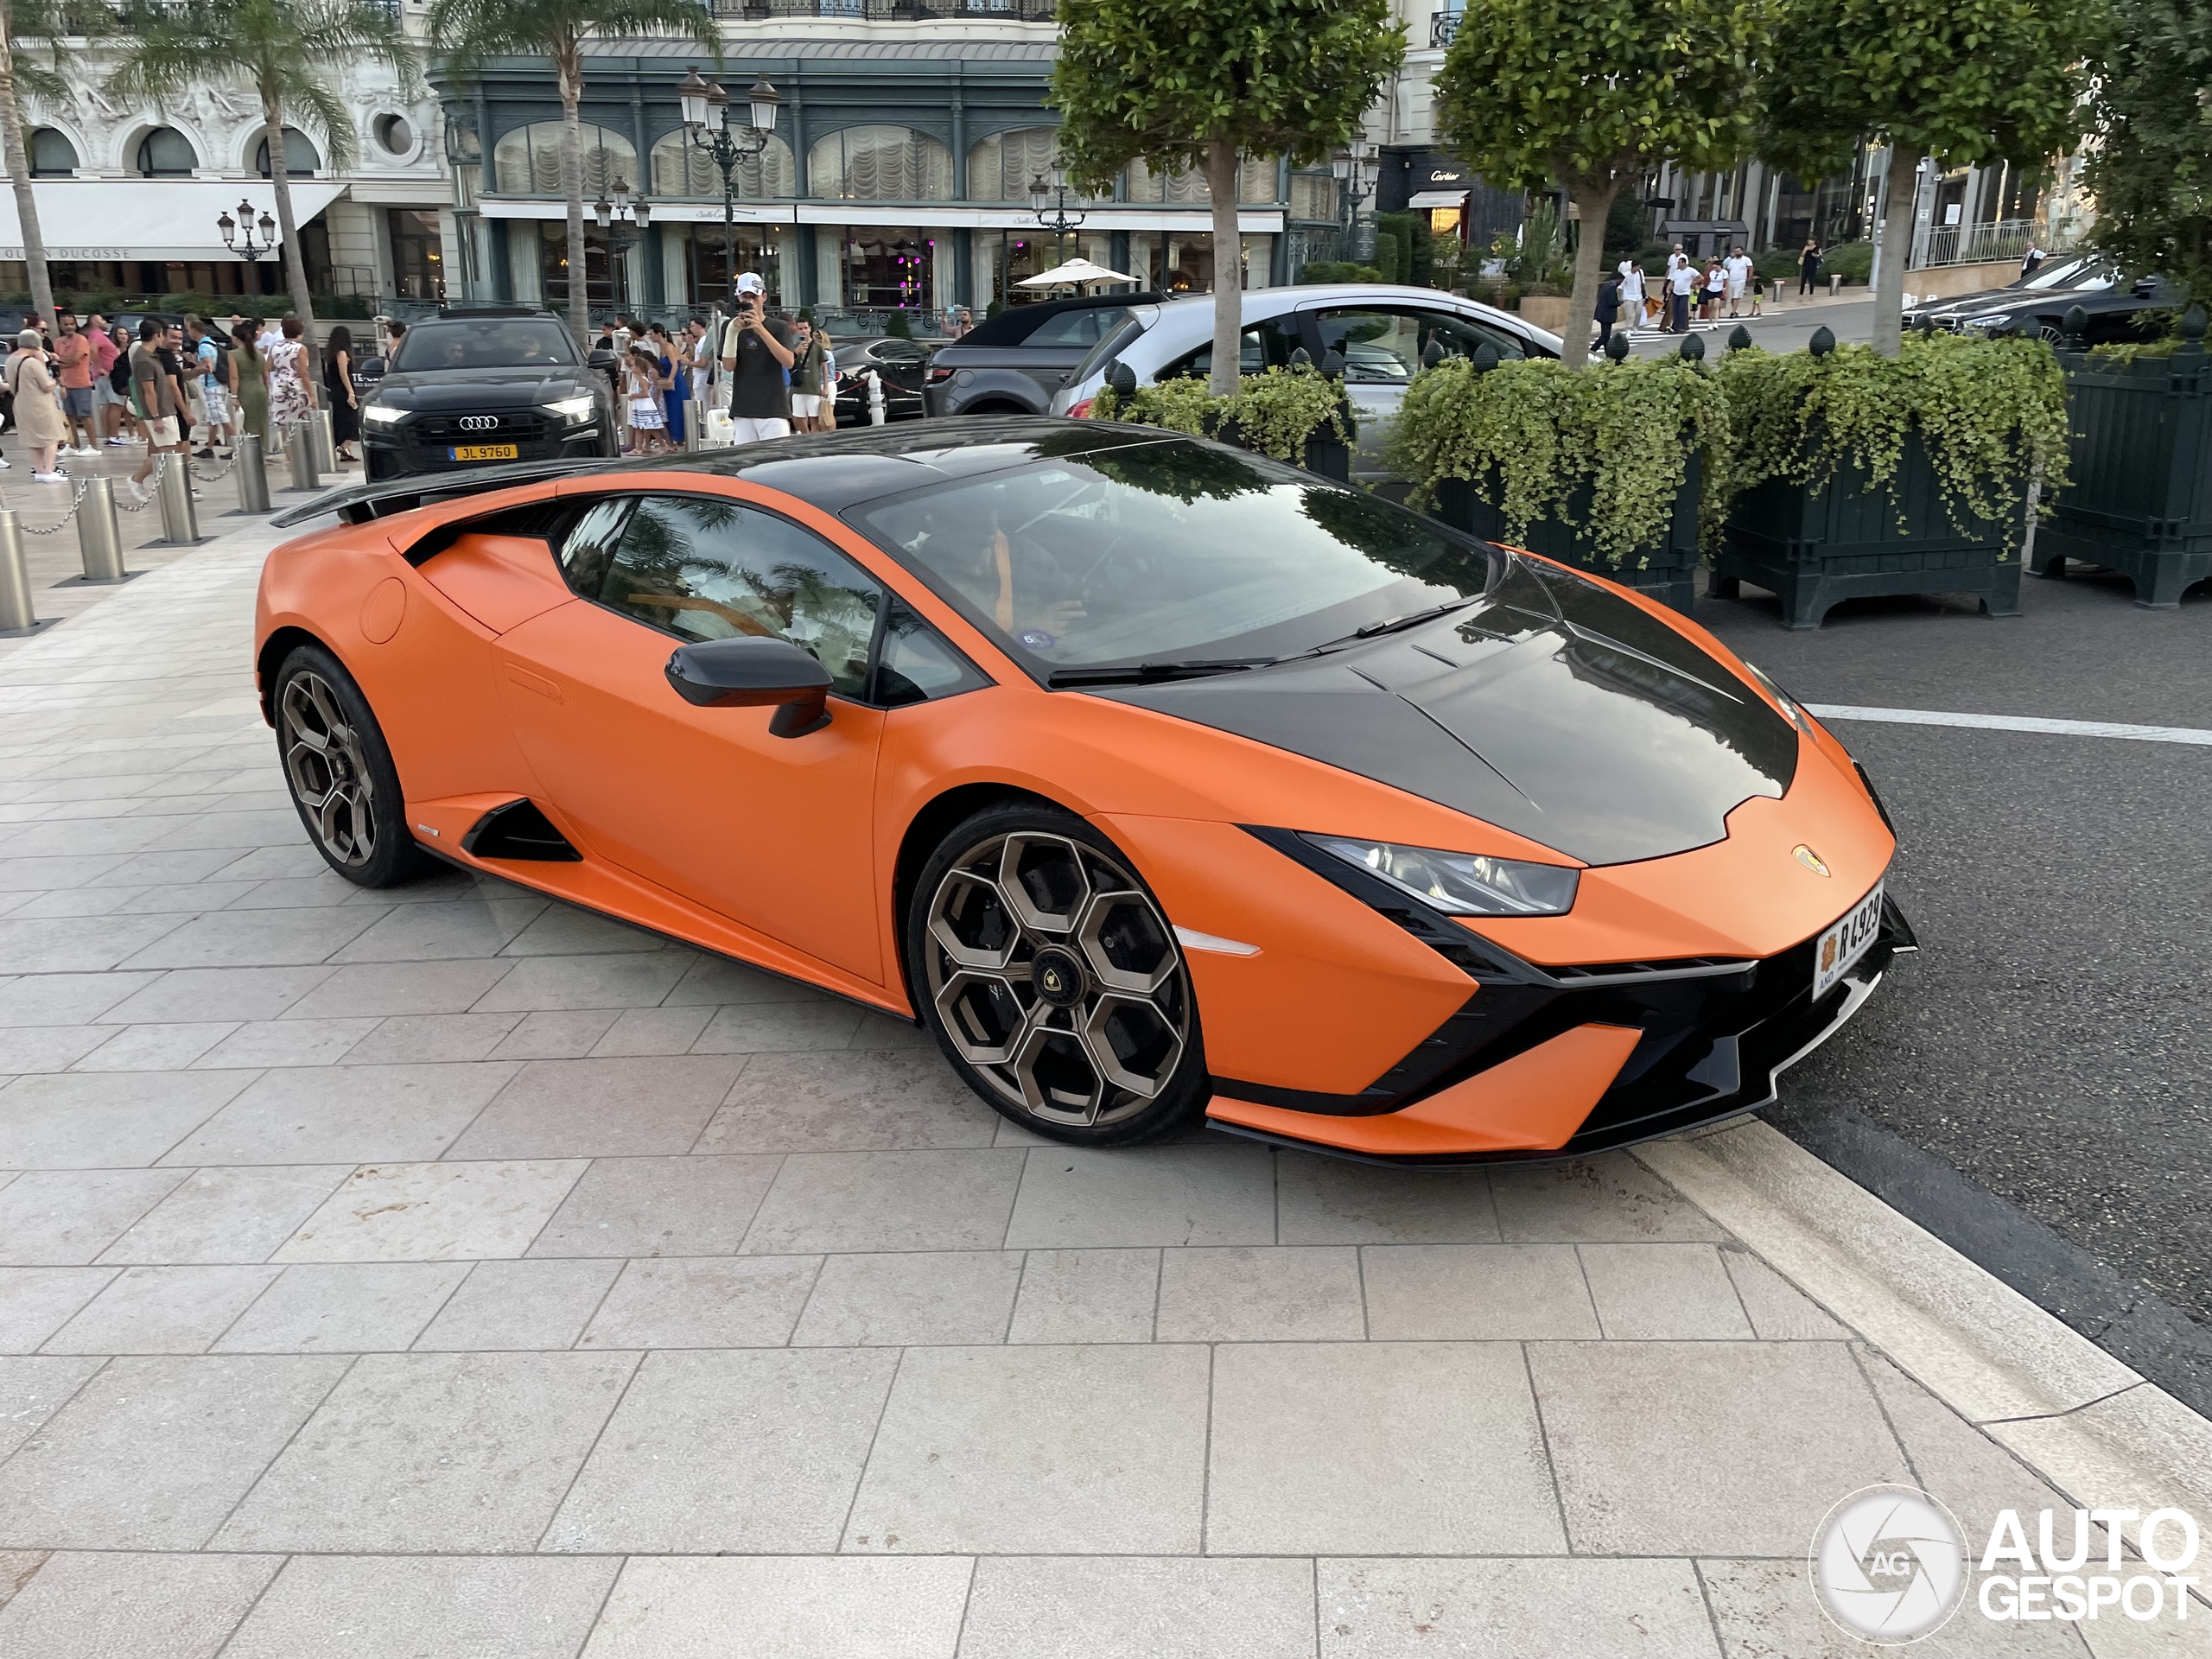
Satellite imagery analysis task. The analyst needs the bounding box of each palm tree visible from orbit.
[1,0,113,334]
[428,0,719,341]
[109,0,418,370]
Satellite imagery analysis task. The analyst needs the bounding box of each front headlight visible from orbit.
[1306,834,1580,916]
[543,394,597,422]
[360,404,406,427]
[1962,312,2012,333]
[1738,659,1818,740]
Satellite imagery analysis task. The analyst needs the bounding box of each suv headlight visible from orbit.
[1306,834,1580,916]
[360,404,406,427]
[543,394,596,422]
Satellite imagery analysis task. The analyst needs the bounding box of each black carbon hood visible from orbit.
[1093,556,1800,866]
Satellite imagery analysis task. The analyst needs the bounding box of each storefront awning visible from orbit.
[1407,189,1471,210]
[0,180,347,264]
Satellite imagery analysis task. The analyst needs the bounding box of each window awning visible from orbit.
[0,181,348,264]
[1407,189,1471,210]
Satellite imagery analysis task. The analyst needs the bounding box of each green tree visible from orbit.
[110,0,417,371]
[1052,0,1404,394]
[1433,0,1764,369]
[429,0,718,341]
[2083,0,2209,302]
[1,0,114,333]
[1762,0,2099,355]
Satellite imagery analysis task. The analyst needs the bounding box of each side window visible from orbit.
[1411,308,1530,363]
[875,339,925,364]
[596,496,885,698]
[1306,309,1422,383]
[557,494,633,596]
[1160,315,1301,381]
[872,604,990,708]
[1023,307,1128,348]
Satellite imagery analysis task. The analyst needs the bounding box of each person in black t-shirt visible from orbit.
[717,272,795,442]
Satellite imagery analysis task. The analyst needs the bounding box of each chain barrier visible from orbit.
[114,454,168,513]
[13,480,92,536]
[189,449,238,485]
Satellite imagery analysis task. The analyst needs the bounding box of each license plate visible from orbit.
[448,443,518,461]
[1813,880,1885,1000]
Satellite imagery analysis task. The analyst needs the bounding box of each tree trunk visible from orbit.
[0,30,58,336]
[1869,141,1921,358]
[1561,178,1617,371]
[1201,138,1242,397]
[558,44,590,345]
[263,87,322,389]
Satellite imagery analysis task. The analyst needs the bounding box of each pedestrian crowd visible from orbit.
[1587,238,1817,346]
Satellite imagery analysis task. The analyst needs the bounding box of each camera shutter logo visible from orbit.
[459,414,499,431]
[1809,1484,1967,1643]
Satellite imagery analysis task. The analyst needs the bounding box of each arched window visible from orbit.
[492,121,638,196]
[807,125,952,201]
[254,127,321,179]
[136,126,198,178]
[1126,154,1280,204]
[966,127,1062,203]
[649,129,796,200]
[29,128,77,178]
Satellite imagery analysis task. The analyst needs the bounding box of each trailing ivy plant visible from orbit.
[1086,365,1351,462]
[1382,355,1732,565]
[1712,331,2070,534]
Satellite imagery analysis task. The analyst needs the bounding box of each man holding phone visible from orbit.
[718,271,795,443]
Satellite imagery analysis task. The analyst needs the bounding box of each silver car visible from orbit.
[1049,283,1563,480]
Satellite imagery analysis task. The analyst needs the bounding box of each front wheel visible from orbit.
[907,803,1208,1147]
[273,643,428,888]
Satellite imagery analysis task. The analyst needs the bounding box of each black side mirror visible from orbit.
[588,348,619,371]
[359,357,386,378]
[664,637,835,738]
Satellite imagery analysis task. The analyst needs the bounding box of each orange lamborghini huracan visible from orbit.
[257,417,1914,1163]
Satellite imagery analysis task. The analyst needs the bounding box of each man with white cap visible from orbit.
[719,271,795,442]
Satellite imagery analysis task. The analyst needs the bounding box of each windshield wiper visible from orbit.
[1300,597,1483,657]
[1047,658,1276,688]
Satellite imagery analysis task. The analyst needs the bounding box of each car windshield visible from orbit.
[392,319,577,371]
[852,436,1501,675]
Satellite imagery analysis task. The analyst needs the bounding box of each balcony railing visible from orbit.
[1915,217,2075,270]
[712,0,1056,18]
[1428,9,1461,47]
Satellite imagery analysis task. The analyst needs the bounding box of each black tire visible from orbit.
[906,801,1208,1147]
[272,643,429,888]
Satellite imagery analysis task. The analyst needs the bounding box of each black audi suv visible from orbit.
[357,308,619,481]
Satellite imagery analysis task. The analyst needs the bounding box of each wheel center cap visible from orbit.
[1032,947,1085,1007]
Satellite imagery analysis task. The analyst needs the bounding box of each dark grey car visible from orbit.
[924,294,1160,417]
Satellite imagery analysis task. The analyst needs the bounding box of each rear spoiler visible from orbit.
[269,458,615,529]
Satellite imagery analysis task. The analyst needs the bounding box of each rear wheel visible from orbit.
[908,803,1207,1146]
[273,643,428,888]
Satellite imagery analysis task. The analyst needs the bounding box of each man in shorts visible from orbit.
[87,314,131,445]
[186,316,232,457]
[1722,245,1754,320]
[51,311,99,456]
[787,316,828,432]
[718,272,795,443]
[130,318,191,487]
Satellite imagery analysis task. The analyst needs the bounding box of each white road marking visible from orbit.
[1806,704,2212,747]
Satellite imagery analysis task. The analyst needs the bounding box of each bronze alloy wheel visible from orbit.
[920,824,1195,1133]
[280,669,380,868]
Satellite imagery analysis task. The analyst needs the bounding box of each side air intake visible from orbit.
[461,798,582,861]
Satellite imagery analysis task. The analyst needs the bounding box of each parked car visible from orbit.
[1954,273,2185,346]
[354,306,619,481]
[1904,255,2117,332]
[1051,284,1564,480]
[925,294,1161,417]
[828,334,939,427]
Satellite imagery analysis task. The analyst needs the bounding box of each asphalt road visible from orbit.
[1692,570,2212,1411]
[1625,296,1878,356]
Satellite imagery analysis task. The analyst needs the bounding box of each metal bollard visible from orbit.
[866,370,886,426]
[156,454,203,545]
[234,432,272,513]
[286,423,322,492]
[76,478,126,580]
[0,511,43,634]
[309,408,338,474]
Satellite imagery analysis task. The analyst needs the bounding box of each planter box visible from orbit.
[1517,296,1573,332]
[2034,341,2212,609]
[1713,432,2024,630]
[1432,458,1701,614]
[1211,416,1354,484]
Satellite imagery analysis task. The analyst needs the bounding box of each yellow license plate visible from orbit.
[448,443,519,461]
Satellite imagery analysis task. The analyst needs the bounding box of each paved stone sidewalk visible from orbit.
[0,517,2178,1657]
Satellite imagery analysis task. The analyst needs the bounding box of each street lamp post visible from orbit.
[1027,165,1086,270]
[591,179,651,316]
[678,66,782,308]
[217,199,281,291]
[1332,141,1378,264]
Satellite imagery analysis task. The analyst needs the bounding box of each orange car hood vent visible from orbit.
[1091,557,1799,867]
